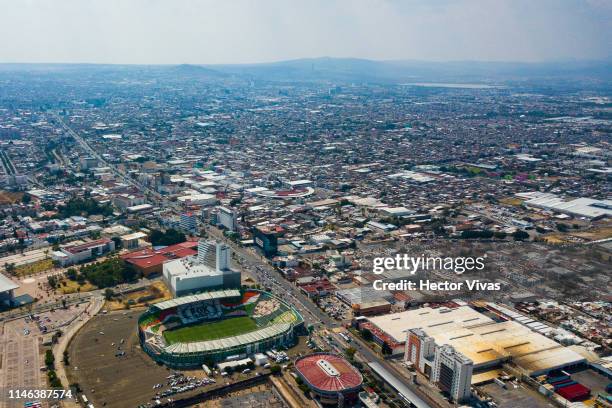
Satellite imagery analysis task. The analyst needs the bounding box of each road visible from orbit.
[54,114,173,208]
[205,226,444,408]
[52,116,444,408]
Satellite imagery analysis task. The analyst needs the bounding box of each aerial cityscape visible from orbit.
[0,1,610,408]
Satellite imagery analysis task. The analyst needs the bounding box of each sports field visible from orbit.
[163,316,259,344]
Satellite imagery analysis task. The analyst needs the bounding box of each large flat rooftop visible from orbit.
[368,306,586,375]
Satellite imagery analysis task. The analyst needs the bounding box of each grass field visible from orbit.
[163,316,259,344]
[15,258,54,276]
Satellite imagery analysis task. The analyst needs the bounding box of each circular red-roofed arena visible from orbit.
[294,353,363,405]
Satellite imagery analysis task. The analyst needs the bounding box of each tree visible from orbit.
[47,275,58,289]
[5,263,16,275]
[104,288,115,300]
[45,350,55,368]
[148,228,186,246]
[345,347,357,360]
[65,268,78,281]
[361,328,373,341]
[512,230,529,241]
[381,342,393,356]
[269,364,281,375]
[79,257,140,288]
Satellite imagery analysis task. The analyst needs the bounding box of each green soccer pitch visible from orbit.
[162,316,259,344]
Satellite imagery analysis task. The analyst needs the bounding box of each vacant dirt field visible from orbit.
[67,310,175,407]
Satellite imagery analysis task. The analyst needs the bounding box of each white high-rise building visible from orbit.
[217,206,237,231]
[431,345,473,403]
[405,328,436,374]
[163,239,240,297]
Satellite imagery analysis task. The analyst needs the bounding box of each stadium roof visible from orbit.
[0,273,19,293]
[153,289,241,311]
[295,353,362,393]
[164,322,292,353]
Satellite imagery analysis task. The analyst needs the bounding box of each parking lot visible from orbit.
[478,381,555,408]
[0,318,45,407]
[68,309,180,408]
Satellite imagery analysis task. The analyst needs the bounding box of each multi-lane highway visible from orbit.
[205,225,443,408]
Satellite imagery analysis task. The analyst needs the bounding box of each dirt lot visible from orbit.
[67,309,179,408]
[0,190,23,205]
[105,281,171,311]
[67,309,265,408]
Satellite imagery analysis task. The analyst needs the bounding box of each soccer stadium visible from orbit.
[138,289,304,367]
[294,353,363,405]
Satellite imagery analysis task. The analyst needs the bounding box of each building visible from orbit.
[294,353,363,406]
[180,212,197,233]
[121,240,198,276]
[431,345,473,403]
[163,240,240,296]
[112,194,146,211]
[79,156,98,170]
[138,289,304,367]
[176,193,217,206]
[406,328,436,375]
[120,231,148,250]
[51,238,115,267]
[0,273,19,307]
[217,206,237,231]
[197,239,230,271]
[352,300,392,317]
[367,362,430,408]
[363,305,585,377]
[285,179,313,189]
[253,226,279,258]
[520,192,612,220]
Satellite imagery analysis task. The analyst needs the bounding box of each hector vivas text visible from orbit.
[371,254,501,291]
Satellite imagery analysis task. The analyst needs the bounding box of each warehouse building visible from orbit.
[361,306,586,381]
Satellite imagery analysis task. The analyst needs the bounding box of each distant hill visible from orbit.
[206,57,612,85]
[167,64,227,78]
[0,58,610,87]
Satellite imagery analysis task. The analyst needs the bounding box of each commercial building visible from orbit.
[431,345,473,403]
[0,273,19,307]
[253,226,279,258]
[179,212,197,233]
[520,192,612,220]
[362,305,585,378]
[163,240,240,296]
[176,193,217,206]
[121,240,198,277]
[120,231,147,250]
[294,353,363,405]
[51,238,115,267]
[217,206,237,231]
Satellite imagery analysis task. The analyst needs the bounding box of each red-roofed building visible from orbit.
[298,278,334,299]
[121,240,198,276]
[294,353,363,405]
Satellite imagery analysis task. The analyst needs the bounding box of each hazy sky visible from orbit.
[1,0,610,64]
